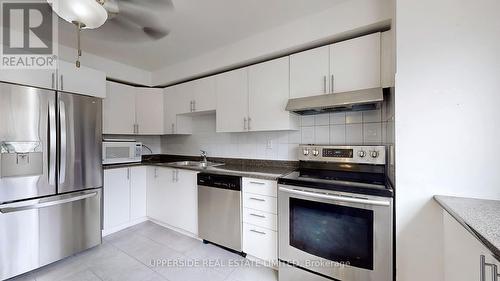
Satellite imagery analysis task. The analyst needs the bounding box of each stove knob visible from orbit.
[370,151,379,158]
[303,149,310,156]
[312,149,320,157]
[358,150,367,158]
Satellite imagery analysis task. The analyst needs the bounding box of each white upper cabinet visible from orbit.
[104,82,165,135]
[135,87,164,135]
[58,60,106,98]
[172,82,193,114]
[290,33,382,98]
[381,30,395,88]
[163,86,192,135]
[248,57,298,131]
[103,81,136,135]
[330,33,381,93]
[216,68,249,133]
[168,77,216,115]
[290,45,330,99]
[191,76,216,113]
[0,60,106,98]
[0,69,55,90]
[163,87,176,134]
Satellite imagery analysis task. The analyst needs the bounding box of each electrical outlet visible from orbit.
[266,139,273,149]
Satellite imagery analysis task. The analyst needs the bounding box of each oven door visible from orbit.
[278,184,393,281]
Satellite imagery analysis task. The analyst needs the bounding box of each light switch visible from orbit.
[266,139,273,149]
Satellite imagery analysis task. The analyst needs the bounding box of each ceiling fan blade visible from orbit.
[115,2,170,39]
[118,0,174,11]
[143,27,170,40]
[83,16,155,43]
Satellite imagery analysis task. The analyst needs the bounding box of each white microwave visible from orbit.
[102,140,142,164]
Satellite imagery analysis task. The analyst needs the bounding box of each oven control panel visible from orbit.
[299,145,386,165]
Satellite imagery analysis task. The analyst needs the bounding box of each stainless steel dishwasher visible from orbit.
[198,173,243,253]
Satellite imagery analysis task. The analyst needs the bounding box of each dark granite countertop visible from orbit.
[434,195,500,259]
[104,154,297,181]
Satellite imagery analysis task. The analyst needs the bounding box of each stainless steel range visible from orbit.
[278,145,393,281]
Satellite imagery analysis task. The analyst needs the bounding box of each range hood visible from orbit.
[286,88,384,115]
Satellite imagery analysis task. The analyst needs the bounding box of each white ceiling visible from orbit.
[57,0,347,71]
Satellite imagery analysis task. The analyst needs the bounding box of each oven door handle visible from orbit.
[279,186,391,207]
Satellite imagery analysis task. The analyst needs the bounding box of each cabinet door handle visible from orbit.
[190,100,193,112]
[331,75,334,93]
[193,100,196,112]
[154,168,158,178]
[249,197,265,202]
[248,117,252,131]
[51,72,55,89]
[480,255,500,281]
[250,229,266,235]
[250,213,266,219]
[60,75,64,90]
[244,117,247,131]
[249,181,265,185]
[323,75,327,93]
[171,123,175,134]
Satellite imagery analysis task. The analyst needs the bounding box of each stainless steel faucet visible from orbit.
[200,150,208,164]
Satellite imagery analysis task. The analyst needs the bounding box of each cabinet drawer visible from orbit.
[242,208,277,231]
[242,193,277,214]
[243,223,277,262]
[243,178,277,197]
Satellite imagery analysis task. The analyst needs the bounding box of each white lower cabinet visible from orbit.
[243,223,278,262]
[443,211,500,281]
[130,166,147,220]
[147,167,198,235]
[104,168,130,231]
[242,177,278,262]
[103,166,147,234]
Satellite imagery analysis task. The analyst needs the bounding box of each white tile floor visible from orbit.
[9,221,278,281]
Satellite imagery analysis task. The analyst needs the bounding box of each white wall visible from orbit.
[395,0,500,280]
[58,45,152,86]
[152,0,393,85]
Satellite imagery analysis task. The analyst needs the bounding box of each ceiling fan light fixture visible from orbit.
[48,0,108,29]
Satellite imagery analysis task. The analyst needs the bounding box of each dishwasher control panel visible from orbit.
[197,173,242,191]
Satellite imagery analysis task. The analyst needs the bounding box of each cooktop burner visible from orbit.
[278,145,393,198]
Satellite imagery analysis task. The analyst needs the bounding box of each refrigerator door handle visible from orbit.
[0,191,98,214]
[48,101,57,186]
[59,100,67,184]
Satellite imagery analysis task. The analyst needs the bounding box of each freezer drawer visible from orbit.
[0,189,102,281]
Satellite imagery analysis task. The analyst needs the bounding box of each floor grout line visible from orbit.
[105,232,173,281]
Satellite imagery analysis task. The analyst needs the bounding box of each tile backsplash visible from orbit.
[103,135,162,155]
[161,109,388,161]
[299,110,385,145]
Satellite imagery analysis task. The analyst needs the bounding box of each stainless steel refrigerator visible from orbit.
[0,83,103,280]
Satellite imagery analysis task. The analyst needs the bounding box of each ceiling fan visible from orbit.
[48,0,174,67]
